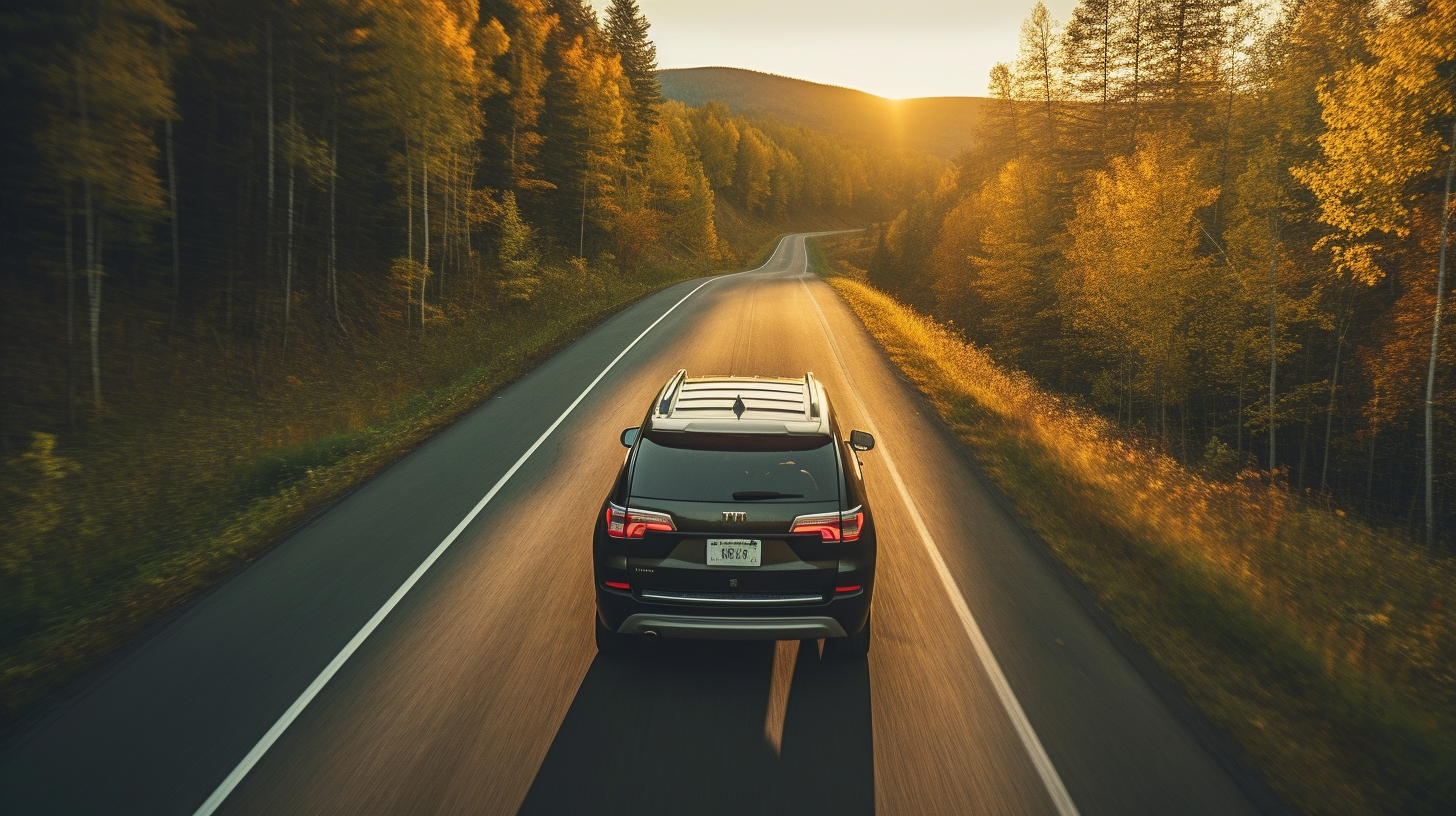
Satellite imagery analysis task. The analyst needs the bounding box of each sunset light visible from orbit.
[2,1,1453,815]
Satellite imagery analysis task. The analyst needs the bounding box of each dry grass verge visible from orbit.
[823,271,1456,815]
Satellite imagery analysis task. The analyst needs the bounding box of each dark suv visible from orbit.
[594,370,877,656]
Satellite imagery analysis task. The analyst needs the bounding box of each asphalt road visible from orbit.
[0,234,1287,815]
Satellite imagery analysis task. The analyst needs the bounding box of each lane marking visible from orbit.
[798,274,1081,816]
[192,238,797,816]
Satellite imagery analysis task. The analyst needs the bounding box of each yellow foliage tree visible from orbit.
[1295,0,1456,541]
[1063,132,1220,431]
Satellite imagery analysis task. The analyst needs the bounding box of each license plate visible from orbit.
[706,539,761,567]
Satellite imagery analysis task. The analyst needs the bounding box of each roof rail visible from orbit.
[656,369,687,416]
[804,371,820,418]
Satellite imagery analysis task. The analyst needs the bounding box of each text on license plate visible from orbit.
[706,539,761,567]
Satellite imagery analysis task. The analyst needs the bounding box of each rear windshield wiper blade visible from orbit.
[731,491,804,500]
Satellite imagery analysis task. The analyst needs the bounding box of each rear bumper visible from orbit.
[596,585,870,640]
[617,613,847,639]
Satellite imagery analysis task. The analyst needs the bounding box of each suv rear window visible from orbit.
[631,435,839,502]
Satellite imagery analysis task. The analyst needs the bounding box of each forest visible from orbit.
[865,0,1456,544]
[0,0,938,716]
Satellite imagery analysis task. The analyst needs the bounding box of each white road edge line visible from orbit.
[191,238,794,816]
[798,269,1081,816]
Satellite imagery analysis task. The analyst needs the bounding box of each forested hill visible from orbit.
[658,67,987,159]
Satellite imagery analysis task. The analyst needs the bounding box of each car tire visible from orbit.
[826,611,871,658]
[595,615,634,655]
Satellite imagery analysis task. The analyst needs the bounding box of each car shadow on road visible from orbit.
[517,637,873,816]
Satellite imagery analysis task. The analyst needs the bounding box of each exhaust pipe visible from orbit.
[643,630,660,638]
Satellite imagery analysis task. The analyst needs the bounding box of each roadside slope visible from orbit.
[820,266,1456,816]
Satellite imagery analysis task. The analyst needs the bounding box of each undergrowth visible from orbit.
[0,240,788,728]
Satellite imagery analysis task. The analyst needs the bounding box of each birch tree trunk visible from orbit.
[1322,300,1352,491]
[1268,212,1279,473]
[283,81,296,357]
[88,214,103,411]
[266,24,275,300]
[464,159,475,309]
[79,61,102,411]
[162,24,179,322]
[65,185,76,430]
[329,127,340,330]
[405,142,413,330]
[1236,362,1244,460]
[407,142,413,264]
[1425,121,1455,546]
[166,119,179,320]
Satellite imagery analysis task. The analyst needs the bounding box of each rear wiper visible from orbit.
[732,491,804,500]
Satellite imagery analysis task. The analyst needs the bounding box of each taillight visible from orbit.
[790,507,864,541]
[605,502,675,538]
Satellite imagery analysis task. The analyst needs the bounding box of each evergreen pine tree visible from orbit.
[603,0,662,162]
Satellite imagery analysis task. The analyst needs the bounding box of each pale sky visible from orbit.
[588,0,1079,99]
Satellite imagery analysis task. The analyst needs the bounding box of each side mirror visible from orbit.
[620,427,640,448]
[849,430,875,452]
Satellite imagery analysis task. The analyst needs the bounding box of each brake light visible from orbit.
[790,507,864,542]
[605,502,675,539]
[603,580,631,590]
[835,585,862,593]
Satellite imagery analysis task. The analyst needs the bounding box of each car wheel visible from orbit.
[826,611,871,658]
[595,614,634,655]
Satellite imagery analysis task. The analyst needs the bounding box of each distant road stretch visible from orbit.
[0,235,1280,816]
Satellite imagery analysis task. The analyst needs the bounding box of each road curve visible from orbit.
[0,235,1286,815]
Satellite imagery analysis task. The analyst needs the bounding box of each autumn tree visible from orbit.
[1062,0,1120,151]
[479,0,555,195]
[1015,2,1064,152]
[1062,132,1220,437]
[971,158,1061,369]
[1296,0,1456,542]
[37,0,183,410]
[603,0,661,162]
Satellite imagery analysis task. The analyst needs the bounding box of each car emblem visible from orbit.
[729,578,739,587]
[722,511,747,522]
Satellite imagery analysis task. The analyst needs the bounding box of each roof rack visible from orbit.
[656,369,687,416]
[647,372,830,433]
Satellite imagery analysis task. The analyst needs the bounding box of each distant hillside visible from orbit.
[657,67,987,159]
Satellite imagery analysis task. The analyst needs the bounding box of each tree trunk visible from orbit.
[78,61,102,411]
[1099,6,1111,150]
[329,127,341,330]
[283,82,296,358]
[266,24,275,300]
[1366,428,1377,510]
[160,22,180,322]
[1268,211,1279,473]
[422,143,429,329]
[1126,0,1144,155]
[166,120,179,321]
[407,141,413,264]
[88,212,103,412]
[1425,121,1455,546]
[65,184,76,431]
[1236,359,1245,460]
[1322,300,1352,491]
